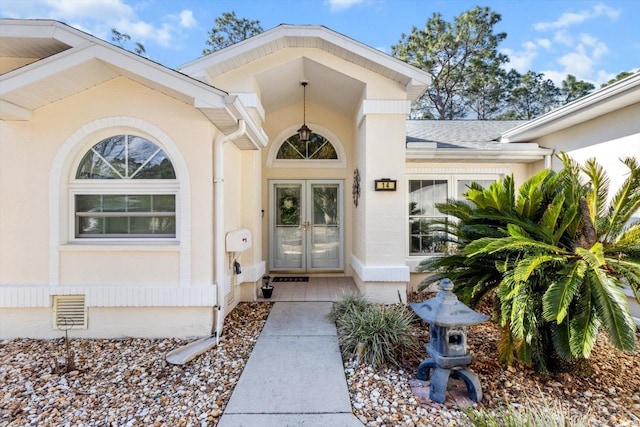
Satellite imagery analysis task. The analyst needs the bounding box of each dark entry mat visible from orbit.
[272,276,309,282]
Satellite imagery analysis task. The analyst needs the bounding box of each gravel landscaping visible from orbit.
[2,299,639,427]
[0,303,272,426]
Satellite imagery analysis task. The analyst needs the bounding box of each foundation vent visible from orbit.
[53,295,87,330]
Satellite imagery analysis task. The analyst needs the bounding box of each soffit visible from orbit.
[0,36,70,58]
[254,56,365,116]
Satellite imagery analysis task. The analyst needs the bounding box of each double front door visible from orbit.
[269,180,344,272]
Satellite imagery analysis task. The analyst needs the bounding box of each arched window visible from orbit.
[276,133,338,160]
[72,135,178,238]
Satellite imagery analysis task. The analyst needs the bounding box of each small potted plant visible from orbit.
[261,275,274,298]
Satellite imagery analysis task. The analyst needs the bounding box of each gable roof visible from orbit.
[406,120,552,162]
[180,24,431,103]
[502,71,640,142]
[0,19,267,149]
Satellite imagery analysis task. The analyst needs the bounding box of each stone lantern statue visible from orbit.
[410,278,489,403]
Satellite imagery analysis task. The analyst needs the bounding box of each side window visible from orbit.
[72,135,177,239]
[409,180,449,255]
[408,176,500,256]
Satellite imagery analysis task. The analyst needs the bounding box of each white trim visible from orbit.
[49,117,192,287]
[350,255,410,282]
[0,285,216,308]
[501,72,640,142]
[407,166,511,175]
[232,93,266,122]
[266,123,347,169]
[357,100,412,127]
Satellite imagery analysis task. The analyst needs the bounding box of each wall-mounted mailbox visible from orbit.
[225,229,252,252]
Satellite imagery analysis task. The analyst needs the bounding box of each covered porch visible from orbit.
[256,276,358,302]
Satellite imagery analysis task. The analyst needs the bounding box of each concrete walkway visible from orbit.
[218,302,363,427]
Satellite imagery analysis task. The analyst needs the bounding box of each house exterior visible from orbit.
[1,19,637,339]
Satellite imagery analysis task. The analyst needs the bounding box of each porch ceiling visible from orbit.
[255,57,365,116]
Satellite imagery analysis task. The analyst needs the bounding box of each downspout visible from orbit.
[544,149,555,169]
[213,119,246,344]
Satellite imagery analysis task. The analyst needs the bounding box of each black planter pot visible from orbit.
[261,286,274,299]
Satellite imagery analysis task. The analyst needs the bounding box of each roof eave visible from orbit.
[406,146,554,163]
[502,72,640,142]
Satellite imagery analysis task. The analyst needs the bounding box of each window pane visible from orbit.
[152,195,175,212]
[105,217,129,234]
[76,195,102,212]
[277,133,338,160]
[76,135,175,180]
[409,180,448,216]
[75,194,176,238]
[127,195,151,212]
[103,195,126,212]
[78,217,104,234]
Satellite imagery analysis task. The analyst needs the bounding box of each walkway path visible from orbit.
[218,301,362,426]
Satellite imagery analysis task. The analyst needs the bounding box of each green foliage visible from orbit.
[600,71,636,88]
[560,74,595,104]
[327,292,368,322]
[418,154,640,372]
[465,393,590,427]
[391,6,508,120]
[203,11,263,54]
[502,70,561,120]
[332,297,420,367]
[111,28,146,56]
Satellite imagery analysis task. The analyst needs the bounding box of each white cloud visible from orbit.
[179,10,196,29]
[533,3,620,31]
[501,46,538,73]
[325,0,366,13]
[553,30,573,46]
[537,38,552,49]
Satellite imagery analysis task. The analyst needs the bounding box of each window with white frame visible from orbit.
[276,132,338,160]
[408,175,499,256]
[71,135,178,239]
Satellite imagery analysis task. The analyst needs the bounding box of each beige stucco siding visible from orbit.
[533,103,640,199]
[0,76,218,287]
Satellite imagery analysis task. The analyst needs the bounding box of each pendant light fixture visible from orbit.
[297,81,311,142]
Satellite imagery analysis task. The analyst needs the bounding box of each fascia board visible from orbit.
[93,46,230,107]
[0,42,97,93]
[406,147,554,162]
[224,97,269,149]
[181,25,431,87]
[0,42,230,110]
[0,19,86,46]
[502,73,640,142]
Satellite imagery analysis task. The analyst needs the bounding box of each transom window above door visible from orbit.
[276,133,338,160]
[71,135,178,239]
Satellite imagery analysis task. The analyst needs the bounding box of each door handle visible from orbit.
[302,221,311,231]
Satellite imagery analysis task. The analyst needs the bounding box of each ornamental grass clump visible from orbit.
[333,299,421,367]
[465,393,590,427]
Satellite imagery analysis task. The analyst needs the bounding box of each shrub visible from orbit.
[418,154,640,373]
[334,301,421,367]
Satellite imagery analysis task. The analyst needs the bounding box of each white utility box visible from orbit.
[225,229,252,252]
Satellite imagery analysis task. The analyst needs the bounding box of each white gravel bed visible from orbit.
[0,302,271,427]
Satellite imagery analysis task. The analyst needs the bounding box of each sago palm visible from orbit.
[418,154,640,372]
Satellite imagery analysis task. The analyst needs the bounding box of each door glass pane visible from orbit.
[272,184,303,270]
[310,183,340,270]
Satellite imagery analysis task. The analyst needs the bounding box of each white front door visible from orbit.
[269,180,344,272]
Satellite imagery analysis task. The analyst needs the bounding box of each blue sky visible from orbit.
[2,0,638,86]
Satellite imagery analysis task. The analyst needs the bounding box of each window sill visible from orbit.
[60,241,180,252]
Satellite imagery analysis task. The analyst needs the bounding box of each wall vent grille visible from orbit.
[53,295,87,330]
